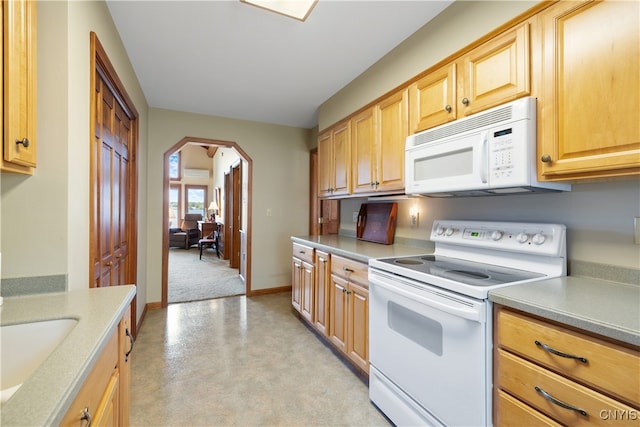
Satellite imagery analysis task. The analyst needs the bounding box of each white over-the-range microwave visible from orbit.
[405,96,570,197]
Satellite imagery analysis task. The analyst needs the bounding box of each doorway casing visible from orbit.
[161,137,253,308]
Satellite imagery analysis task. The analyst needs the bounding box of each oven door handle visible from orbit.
[371,276,484,323]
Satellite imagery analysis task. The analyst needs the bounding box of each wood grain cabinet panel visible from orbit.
[291,243,315,323]
[330,255,369,373]
[409,22,530,134]
[537,0,640,180]
[494,306,640,426]
[292,243,369,375]
[317,120,351,197]
[314,250,331,336]
[2,0,37,174]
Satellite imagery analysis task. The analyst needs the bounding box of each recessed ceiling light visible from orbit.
[241,0,318,22]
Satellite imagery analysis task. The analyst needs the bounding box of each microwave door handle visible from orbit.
[478,132,488,183]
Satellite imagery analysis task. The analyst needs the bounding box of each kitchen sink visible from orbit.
[1,318,78,404]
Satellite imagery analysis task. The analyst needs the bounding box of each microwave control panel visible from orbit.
[488,119,531,186]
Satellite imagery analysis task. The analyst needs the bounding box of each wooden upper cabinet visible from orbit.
[351,89,407,195]
[459,22,530,116]
[409,62,457,133]
[317,120,351,198]
[376,89,407,193]
[537,0,640,180]
[2,0,37,174]
[409,22,530,134]
[332,120,351,196]
[317,130,333,197]
[351,107,377,194]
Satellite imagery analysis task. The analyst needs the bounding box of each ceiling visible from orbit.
[106,0,453,129]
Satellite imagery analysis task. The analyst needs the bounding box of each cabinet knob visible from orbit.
[444,104,452,113]
[15,137,30,148]
[461,98,470,106]
[541,154,552,163]
[105,261,113,267]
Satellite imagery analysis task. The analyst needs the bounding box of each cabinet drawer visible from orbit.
[495,389,561,427]
[496,308,640,405]
[292,243,314,264]
[60,331,118,426]
[497,349,639,427]
[331,254,368,287]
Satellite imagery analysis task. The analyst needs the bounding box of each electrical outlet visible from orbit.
[634,217,640,245]
[353,212,358,223]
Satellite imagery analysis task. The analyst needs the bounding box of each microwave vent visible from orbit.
[413,104,514,146]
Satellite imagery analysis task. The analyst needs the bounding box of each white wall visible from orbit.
[1,1,149,323]
[147,108,310,302]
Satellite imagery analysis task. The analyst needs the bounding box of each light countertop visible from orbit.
[292,235,639,347]
[489,276,639,347]
[291,235,431,263]
[0,285,136,426]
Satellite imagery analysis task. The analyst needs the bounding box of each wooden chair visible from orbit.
[198,222,220,259]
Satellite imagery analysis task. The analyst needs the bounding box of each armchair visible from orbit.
[169,213,202,249]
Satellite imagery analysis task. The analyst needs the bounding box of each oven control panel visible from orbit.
[432,220,566,256]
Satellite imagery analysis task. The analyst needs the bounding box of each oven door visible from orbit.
[405,130,489,195]
[369,269,490,427]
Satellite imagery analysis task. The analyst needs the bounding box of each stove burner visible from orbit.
[445,270,491,280]
[394,259,424,265]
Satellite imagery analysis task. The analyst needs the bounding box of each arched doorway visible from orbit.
[161,136,253,308]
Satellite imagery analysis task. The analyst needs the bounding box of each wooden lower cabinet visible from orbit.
[328,255,369,373]
[292,243,314,323]
[494,306,640,426]
[291,243,369,374]
[313,250,331,335]
[61,309,132,426]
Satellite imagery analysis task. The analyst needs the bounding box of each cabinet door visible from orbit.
[347,282,369,372]
[291,257,303,312]
[460,22,530,116]
[2,0,37,171]
[92,371,120,427]
[332,121,351,196]
[538,0,640,180]
[376,89,407,193]
[314,251,331,336]
[351,107,377,194]
[329,274,348,353]
[409,63,457,133]
[300,261,314,323]
[317,130,333,197]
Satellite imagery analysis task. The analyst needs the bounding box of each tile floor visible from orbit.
[130,292,390,426]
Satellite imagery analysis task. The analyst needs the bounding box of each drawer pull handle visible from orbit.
[343,267,354,273]
[534,340,588,364]
[125,328,134,362]
[534,386,588,417]
[81,407,93,427]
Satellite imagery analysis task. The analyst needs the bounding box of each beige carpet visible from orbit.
[168,247,245,304]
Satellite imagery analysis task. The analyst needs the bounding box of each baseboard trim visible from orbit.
[146,301,162,310]
[247,285,291,297]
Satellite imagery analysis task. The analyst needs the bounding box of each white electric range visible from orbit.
[368,220,567,426]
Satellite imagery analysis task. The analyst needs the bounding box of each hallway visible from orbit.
[130,293,389,426]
